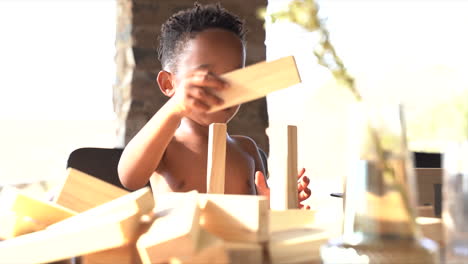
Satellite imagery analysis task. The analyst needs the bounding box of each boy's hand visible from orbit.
[255,168,312,209]
[173,67,228,115]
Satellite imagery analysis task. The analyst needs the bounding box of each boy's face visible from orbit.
[174,28,245,126]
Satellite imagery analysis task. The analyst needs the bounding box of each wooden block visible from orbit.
[169,228,263,264]
[269,228,329,264]
[206,123,226,194]
[208,56,301,112]
[0,187,153,264]
[0,186,76,240]
[155,192,269,243]
[54,168,129,212]
[270,209,315,233]
[168,228,229,264]
[137,191,201,264]
[270,125,299,210]
[416,216,443,246]
[81,244,141,264]
[54,168,131,263]
[223,241,263,264]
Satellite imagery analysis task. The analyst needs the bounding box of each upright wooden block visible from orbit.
[208,56,301,112]
[270,125,299,210]
[54,168,129,212]
[0,187,153,264]
[0,187,76,240]
[155,192,269,243]
[137,191,201,264]
[206,123,226,194]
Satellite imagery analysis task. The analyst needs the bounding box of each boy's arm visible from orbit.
[118,68,227,190]
[118,99,182,190]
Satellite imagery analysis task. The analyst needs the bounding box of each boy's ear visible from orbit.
[157,70,175,97]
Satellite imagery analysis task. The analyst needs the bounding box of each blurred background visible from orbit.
[0,0,467,207]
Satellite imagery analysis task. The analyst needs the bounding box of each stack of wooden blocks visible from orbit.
[0,122,320,264]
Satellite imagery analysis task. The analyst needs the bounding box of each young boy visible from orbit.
[118,3,311,208]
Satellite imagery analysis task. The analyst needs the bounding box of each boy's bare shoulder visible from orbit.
[230,135,259,154]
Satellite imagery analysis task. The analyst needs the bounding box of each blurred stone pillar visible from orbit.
[114,0,269,153]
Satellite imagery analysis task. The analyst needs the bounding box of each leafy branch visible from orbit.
[257,0,361,101]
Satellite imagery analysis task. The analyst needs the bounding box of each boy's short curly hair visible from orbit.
[158,3,247,72]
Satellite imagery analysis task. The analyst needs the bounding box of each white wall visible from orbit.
[0,0,118,194]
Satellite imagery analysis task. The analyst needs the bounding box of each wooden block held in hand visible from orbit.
[0,187,76,240]
[54,168,129,212]
[208,56,301,112]
[206,123,226,194]
[137,191,201,264]
[270,125,299,210]
[0,187,154,264]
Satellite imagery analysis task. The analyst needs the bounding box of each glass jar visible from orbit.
[320,103,439,264]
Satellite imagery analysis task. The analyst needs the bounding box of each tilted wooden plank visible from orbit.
[206,123,226,194]
[270,124,299,210]
[0,187,153,264]
[0,186,76,240]
[53,168,129,213]
[137,191,201,264]
[208,56,301,112]
[53,168,133,264]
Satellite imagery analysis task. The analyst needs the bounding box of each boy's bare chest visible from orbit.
[154,141,256,194]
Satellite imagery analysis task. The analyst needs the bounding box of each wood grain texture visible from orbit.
[154,192,269,243]
[206,123,226,194]
[169,228,263,264]
[0,186,76,240]
[208,56,301,113]
[269,209,315,234]
[269,125,299,210]
[0,187,153,264]
[137,191,201,264]
[81,244,141,264]
[269,228,329,264]
[53,168,129,212]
